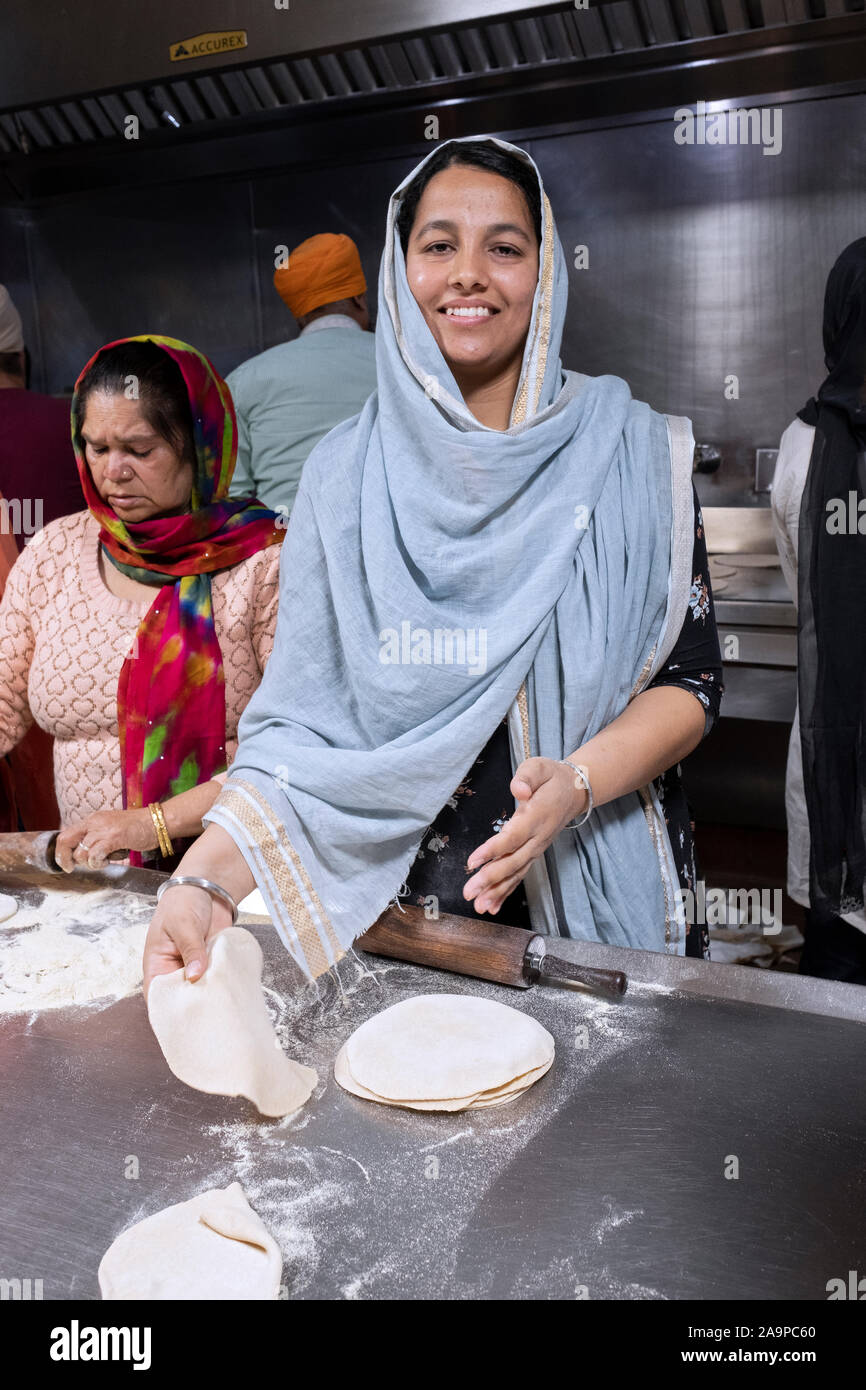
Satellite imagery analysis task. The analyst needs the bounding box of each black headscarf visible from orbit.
[797,237,866,916]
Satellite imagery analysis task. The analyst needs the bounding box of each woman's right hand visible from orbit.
[142,823,255,1001]
[143,884,233,1000]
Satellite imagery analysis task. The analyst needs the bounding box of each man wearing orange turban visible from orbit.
[227,234,376,515]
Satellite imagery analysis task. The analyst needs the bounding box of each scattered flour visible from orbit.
[0,887,153,1014]
[188,950,672,1299]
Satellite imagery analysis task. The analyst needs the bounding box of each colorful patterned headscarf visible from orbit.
[72,335,284,860]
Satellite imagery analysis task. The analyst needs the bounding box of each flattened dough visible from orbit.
[0,893,18,923]
[335,1042,552,1111]
[148,926,317,1118]
[99,1182,281,1300]
[345,993,554,1101]
[337,994,554,1110]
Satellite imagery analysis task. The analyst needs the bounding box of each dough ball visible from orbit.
[337,993,554,1111]
[0,893,18,924]
[99,1182,281,1300]
[148,926,317,1118]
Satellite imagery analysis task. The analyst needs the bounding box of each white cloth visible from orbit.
[0,285,23,353]
[770,417,866,932]
[299,313,362,336]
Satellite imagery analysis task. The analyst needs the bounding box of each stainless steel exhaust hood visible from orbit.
[1,1,571,110]
[2,0,864,198]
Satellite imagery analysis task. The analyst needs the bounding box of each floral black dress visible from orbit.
[403,489,723,958]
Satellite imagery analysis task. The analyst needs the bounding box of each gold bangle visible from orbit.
[148,801,174,857]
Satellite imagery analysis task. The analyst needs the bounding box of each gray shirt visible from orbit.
[226,315,377,516]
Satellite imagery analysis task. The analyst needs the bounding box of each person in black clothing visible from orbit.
[405,491,722,959]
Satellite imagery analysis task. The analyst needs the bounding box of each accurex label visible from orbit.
[170,31,248,63]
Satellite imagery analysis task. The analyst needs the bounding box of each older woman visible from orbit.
[144,137,722,989]
[0,335,284,870]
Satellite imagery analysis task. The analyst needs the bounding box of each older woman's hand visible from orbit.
[55,808,158,873]
[463,756,586,915]
[143,884,233,999]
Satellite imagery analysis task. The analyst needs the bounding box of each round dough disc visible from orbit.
[343,993,554,1102]
[335,1043,552,1111]
[0,893,18,924]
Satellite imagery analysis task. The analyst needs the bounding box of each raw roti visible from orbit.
[341,994,554,1104]
[0,893,18,923]
[99,1182,281,1300]
[334,1042,552,1111]
[148,926,317,1118]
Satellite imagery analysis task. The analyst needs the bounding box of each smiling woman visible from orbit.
[143,136,723,994]
[397,144,542,429]
[0,335,285,872]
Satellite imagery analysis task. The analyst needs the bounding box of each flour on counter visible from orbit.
[0,887,153,1014]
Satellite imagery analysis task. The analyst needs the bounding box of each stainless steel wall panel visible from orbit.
[23,181,257,390]
[249,154,409,360]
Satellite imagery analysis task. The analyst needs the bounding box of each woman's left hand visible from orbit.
[55,809,159,872]
[464,757,586,915]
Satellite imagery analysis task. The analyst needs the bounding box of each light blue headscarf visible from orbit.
[205,137,693,977]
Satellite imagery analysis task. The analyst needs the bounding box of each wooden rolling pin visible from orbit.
[357,903,627,998]
[0,830,126,873]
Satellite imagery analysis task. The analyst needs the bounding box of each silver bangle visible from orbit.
[156,875,239,925]
[561,760,593,830]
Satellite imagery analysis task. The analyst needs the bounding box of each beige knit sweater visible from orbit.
[0,510,281,825]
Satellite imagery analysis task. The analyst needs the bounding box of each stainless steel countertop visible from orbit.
[1,869,864,1300]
